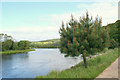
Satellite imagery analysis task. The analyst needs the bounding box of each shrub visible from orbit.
[109,39,118,49]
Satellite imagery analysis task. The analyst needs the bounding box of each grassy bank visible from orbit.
[36,48,118,79]
[31,46,60,48]
[0,49,35,55]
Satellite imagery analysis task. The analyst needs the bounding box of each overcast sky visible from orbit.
[1,1,118,41]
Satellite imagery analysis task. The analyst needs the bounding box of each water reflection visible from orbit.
[2,48,82,78]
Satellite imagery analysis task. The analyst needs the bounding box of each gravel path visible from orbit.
[95,57,120,80]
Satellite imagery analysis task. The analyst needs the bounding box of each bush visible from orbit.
[103,48,108,52]
[109,39,118,49]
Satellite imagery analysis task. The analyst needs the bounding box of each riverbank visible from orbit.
[31,45,60,48]
[96,57,119,78]
[0,49,35,55]
[36,48,118,79]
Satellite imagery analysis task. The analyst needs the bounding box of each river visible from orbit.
[2,48,83,78]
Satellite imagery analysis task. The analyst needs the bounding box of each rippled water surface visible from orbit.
[2,48,82,78]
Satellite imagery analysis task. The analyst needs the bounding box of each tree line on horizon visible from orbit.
[0,33,30,51]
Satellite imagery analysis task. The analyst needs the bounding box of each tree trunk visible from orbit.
[82,53,87,68]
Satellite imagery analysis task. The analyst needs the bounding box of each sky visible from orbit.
[0,1,118,41]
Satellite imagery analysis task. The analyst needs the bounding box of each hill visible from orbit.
[30,39,60,48]
[30,20,119,48]
[103,20,119,42]
[39,38,60,42]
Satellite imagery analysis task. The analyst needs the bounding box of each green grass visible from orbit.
[0,49,35,55]
[39,38,60,42]
[36,48,118,79]
[30,39,60,48]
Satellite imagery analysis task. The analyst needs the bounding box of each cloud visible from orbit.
[51,2,118,26]
[49,2,118,29]
[1,2,118,41]
[1,26,60,41]
[77,2,118,25]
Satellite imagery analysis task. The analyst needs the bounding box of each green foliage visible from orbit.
[96,57,101,63]
[12,42,19,50]
[103,20,120,44]
[18,40,30,50]
[59,12,109,56]
[59,12,109,68]
[0,33,30,51]
[2,39,14,51]
[0,33,13,41]
[0,41,2,51]
[109,39,118,49]
[1,49,35,55]
[103,48,108,52]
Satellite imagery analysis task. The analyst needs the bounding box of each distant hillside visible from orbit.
[103,20,119,42]
[30,38,60,48]
[39,20,119,43]
[39,38,60,42]
[103,20,120,28]
[30,20,119,48]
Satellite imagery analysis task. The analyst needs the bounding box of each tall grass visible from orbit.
[36,48,118,79]
[0,49,35,55]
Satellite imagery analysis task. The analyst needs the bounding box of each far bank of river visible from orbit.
[0,49,35,55]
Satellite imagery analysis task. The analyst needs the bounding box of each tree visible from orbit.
[102,20,120,48]
[18,40,30,50]
[0,33,13,42]
[0,41,1,51]
[0,34,3,51]
[0,33,14,51]
[12,42,19,50]
[24,40,30,49]
[59,12,109,68]
[2,39,14,51]
[0,33,31,51]
[18,41,25,50]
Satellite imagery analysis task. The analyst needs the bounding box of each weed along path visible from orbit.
[96,57,119,79]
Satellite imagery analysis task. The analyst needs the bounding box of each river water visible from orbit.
[2,48,83,78]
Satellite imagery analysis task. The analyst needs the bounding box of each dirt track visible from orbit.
[96,57,120,79]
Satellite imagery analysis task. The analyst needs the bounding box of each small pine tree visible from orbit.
[59,12,109,68]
